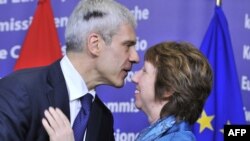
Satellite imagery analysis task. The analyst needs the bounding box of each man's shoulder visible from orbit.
[1,66,46,82]
[0,61,62,88]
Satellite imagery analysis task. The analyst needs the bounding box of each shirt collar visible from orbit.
[60,55,96,101]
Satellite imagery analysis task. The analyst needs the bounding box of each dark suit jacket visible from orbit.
[0,60,115,141]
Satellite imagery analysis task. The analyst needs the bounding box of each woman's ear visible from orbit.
[165,91,173,97]
[162,91,173,100]
[87,33,102,56]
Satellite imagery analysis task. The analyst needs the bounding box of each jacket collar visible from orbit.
[46,60,70,120]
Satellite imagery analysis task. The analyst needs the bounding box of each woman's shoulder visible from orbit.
[159,130,196,141]
[158,120,196,141]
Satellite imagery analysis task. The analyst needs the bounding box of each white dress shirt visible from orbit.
[60,55,96,140]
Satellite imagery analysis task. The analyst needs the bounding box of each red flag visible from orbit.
[14,0,62,71]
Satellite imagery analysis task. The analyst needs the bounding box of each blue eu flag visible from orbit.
[193,6,246,141]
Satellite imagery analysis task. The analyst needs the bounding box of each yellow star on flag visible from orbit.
[197,110,214,133]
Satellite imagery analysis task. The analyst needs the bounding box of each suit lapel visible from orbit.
[85,96,103,141]
[46,60,70,120]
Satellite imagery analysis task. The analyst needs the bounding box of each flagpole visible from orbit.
[216,0,222,6]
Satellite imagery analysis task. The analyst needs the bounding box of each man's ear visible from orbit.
[87,33,102,56]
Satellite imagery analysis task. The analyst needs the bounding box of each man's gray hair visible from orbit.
[65,0,137,52]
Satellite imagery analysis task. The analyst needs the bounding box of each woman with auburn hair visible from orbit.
[133,41,213,141]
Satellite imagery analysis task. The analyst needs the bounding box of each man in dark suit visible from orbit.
[0,0,139,141]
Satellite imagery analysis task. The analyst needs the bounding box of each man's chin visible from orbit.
[113,80,125,88]
[134,103,141,110]
[114,82,124,88]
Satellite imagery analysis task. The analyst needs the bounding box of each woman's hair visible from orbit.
[144,41,213,124]
[65,0,136,52]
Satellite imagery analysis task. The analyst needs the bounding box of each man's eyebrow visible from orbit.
[122,40,136,46]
